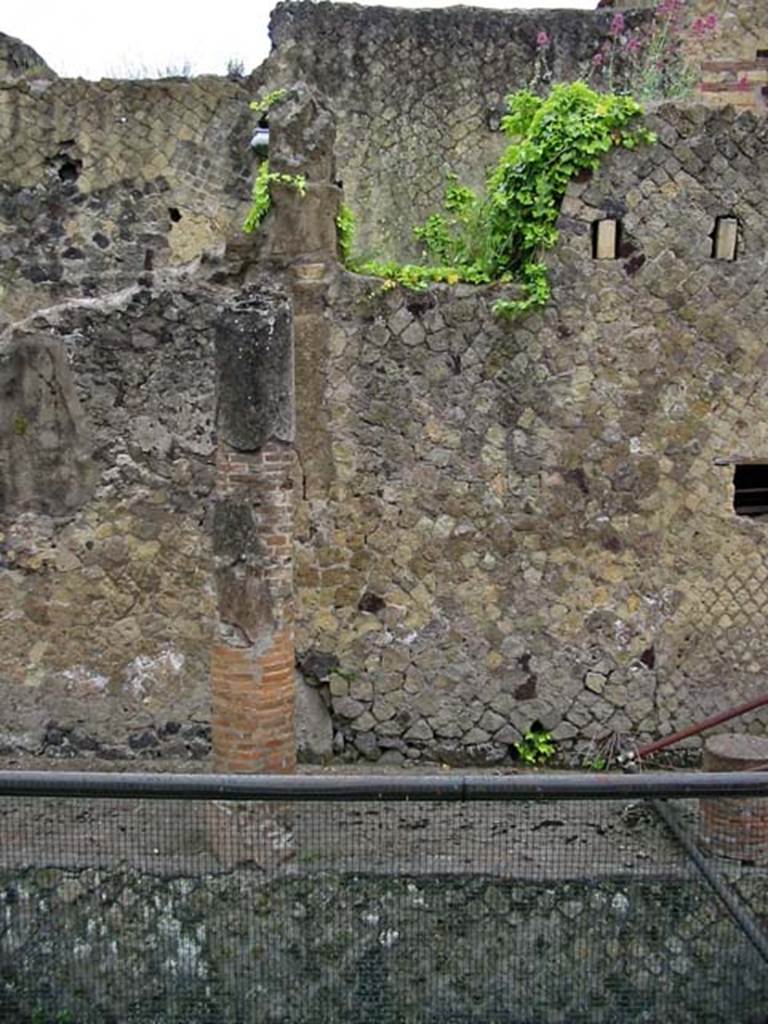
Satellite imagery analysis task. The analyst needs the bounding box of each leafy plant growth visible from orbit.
[338,82,654,317]
[244,161,306,233]
[514,725,556,766]
[249,88,286,117]
[243,90,307,233]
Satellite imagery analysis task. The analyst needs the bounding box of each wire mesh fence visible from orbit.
[0,771,766,1024]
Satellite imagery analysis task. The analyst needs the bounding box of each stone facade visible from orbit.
[0,283,219,759]
[0,72,253,322]
[259,1,645,260]
[292,101,768,765]
[2,3,768,767]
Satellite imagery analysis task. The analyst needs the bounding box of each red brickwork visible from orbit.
[699,58,768,112]
[212,441,296,774]
[700,734,768,865]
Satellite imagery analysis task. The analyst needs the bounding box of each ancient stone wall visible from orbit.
[0,52,312,767]
[0,73,253,322]
[612,1,768,113]
[614,0,768,63]
[259,2,768,260]
[294,102,768,764]
[2,3,768,768]
[259,1,641,260]
[0,283,219,759]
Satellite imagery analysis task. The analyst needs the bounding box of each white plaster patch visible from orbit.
[60,665,109,698]
[124,646,186,699]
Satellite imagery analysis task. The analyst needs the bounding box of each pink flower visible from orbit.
[736,74,751,91]
[536,30,551,48]
[656,0,683,18]
[610,12,625,36]
[625,35,642,54]
[693,12,718,35]
[592,52,604,67]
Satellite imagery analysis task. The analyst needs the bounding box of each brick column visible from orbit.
[211,443,296,774]
[700,733,768,864]
[208,86,338,777]
[212,284,295,775]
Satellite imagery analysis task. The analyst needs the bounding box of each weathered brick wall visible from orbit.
[294,103,768,765]
[615,0,768,62]
[699,56,768,112]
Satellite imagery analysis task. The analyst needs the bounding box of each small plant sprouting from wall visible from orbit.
[243,89,308,233]
[337,82,655,317]
[514,724,556,766]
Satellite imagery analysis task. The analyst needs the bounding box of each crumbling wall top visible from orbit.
[0,31,54,80]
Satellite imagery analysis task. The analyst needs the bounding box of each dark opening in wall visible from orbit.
[58,159,81,182]
[592,219,620,260]
[168,207,182,223]
[487,108,505,132]
[711,216,738,260]
[251,122,270,151]
[756,49,768,59]
[734,464,768,516]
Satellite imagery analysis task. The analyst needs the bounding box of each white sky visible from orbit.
[4,0,596,80]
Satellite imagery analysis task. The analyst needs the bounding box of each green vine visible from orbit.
[243,88,307,233]
[249,88,286,116]
[244,160,307,232]
[338,82,655,316]
[336,203,357,265]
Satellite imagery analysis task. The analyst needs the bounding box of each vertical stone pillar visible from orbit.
[212,288,296,774]
[209,84,339,778]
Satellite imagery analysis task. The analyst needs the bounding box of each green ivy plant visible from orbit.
[243,88,308,233]
[244,162,307,233]
[338,82,655,317]
[249,88,286,116]
[514,725,556,766]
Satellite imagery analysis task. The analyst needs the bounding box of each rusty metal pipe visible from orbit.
[635,692,768,761]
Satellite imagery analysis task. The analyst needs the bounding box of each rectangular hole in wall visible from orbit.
[592,219,620,260]
[756,49,768,59]
[734,464,768,516]
[712,217,738,261]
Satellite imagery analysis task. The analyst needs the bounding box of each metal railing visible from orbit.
[0,770,766,1023]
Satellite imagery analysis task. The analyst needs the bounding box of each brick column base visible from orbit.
[700,733,768,865]
[211,632,296,774]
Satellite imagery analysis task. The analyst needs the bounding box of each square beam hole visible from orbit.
[734,464,768,516]
[592,219,620,260]
[712,216,739,261]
